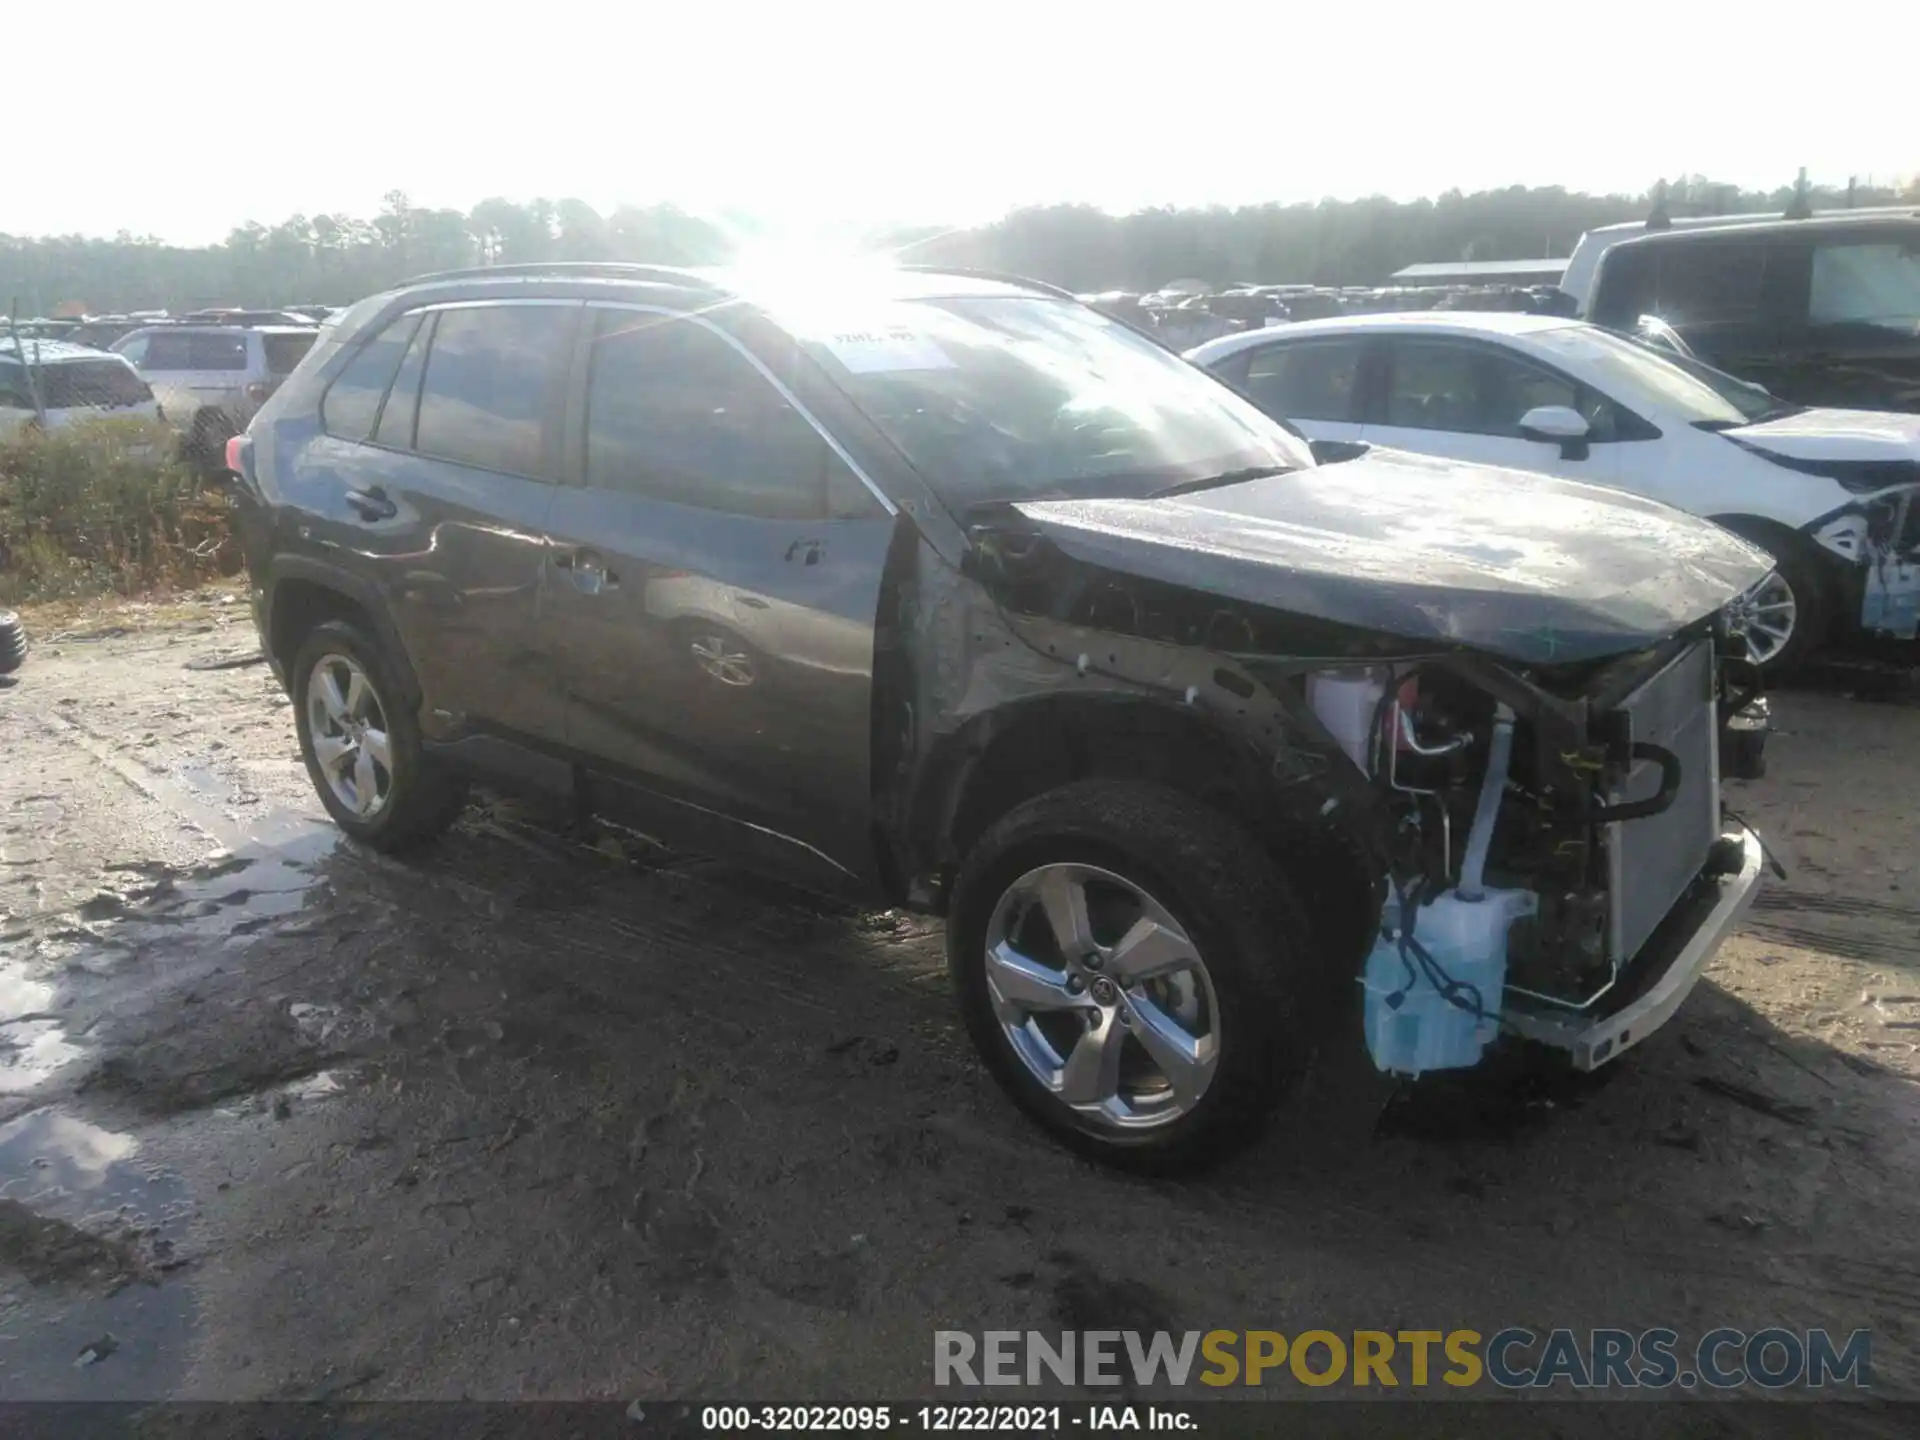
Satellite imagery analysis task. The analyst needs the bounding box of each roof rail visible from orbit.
[895,264,1079,302]
[399,261,723,289]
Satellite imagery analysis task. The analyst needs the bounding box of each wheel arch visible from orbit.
[908,691,1379,970]
[264,557,423,711]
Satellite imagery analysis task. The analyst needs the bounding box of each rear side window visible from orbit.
[141,331,249,371]
[1242,340,1367,423]
[264,332,318,375]
[41,359,152,409]
[1652,243,1771,326]
[320,313,420,442]
[413,304,575,478]
[582,309,843,520]
[375,316,433,450]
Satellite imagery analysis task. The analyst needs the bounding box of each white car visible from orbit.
[1188,312,1920,671]
[0,340,162,435]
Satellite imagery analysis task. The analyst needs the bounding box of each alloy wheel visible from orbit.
[982,862,1220,1130]
[306,652,393,819]
[1728,571,1798,669]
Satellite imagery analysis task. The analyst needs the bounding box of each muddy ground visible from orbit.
[3,590,1919,1424]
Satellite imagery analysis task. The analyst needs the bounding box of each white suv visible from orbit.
[1188,311,1920,671]
[112,324,318,461]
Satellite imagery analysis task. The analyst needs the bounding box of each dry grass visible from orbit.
[0,417,238,605]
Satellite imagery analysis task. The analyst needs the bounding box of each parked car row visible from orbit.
[1187,309,1920,672]
[224,260,1777,1172]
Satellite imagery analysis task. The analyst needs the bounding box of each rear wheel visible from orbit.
[947,780,1319,1174]
[291,620,467,850]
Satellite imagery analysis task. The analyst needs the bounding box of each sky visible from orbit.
[10,0,1911,246]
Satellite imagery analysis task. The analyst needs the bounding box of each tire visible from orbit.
[1716,518,1830,677]
[946,779,1319,1175]
[291,619,468,851]
[0,610,25,675]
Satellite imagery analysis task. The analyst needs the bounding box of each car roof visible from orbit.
[0,338,136,365]
[391,261,1060,308]
[1186,309,1580,362]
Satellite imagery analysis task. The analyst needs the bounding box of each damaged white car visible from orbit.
[239,265,1777,1173]
[1189,312,1920,673]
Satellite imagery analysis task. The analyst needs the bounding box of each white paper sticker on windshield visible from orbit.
[821,326,955,375]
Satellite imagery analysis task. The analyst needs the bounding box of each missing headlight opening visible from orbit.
[954,515,1769,1086]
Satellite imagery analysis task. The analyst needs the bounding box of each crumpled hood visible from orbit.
[1012,447,1774,665]
[1726,407,1920,465]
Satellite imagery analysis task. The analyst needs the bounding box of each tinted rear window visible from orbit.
[141,331,249,371]
[321,313,420,442]
[40,359,153,409]
[264,332,318,375]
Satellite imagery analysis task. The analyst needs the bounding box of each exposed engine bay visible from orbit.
[930,517,1771,1080]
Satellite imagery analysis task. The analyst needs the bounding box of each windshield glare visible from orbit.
[1534,325,1779,426]
[789,295,1311,508]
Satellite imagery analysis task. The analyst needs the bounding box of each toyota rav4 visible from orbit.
[228,262,1773,1172]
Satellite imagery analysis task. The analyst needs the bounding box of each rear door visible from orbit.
[300,300,578,745]
[1362,336,1623,485]
[544,304,897,892]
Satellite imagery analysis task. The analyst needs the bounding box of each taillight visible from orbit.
[224,435,247,475]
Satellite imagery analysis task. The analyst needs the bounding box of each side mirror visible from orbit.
[1308,438,1369,466]
[1518,404,1591,460]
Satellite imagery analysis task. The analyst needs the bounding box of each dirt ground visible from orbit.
[3,589,1919,1422]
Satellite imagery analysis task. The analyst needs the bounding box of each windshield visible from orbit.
[787,294,1312,509]
[1810,239,1920,336]
[1531,324,1780,426]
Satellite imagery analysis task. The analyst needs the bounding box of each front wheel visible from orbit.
[947,780,1318,1174]
[1717,520,1830,676]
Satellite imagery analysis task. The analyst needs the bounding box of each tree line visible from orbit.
[5,176,1914,315]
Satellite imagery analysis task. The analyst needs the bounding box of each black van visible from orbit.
[1586,214,1920,412]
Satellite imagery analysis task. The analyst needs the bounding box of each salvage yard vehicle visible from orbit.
[1,339,162,433]
[112,324,320,464]
[1569,211,1920,414]
[1188,311,1920,672]
[228,262,1772,1172]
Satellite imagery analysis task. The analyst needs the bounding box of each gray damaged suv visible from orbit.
[230,263,1773,1172]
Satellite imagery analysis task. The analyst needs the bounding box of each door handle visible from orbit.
[784,539,823,566]
[344,486,396,521]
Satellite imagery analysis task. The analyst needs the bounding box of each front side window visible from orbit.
[321,313,419,442]
[413,304,575,478]
[777,294,1311,510]
[1809,238,1920,333]
[1383,339,1624,440]
[41,360,152,409]
[141,331,249,371]
[584,310,850,521]
[1242,339,1367,423]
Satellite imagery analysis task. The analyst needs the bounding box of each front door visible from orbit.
[544,305,897,893]
[1362,336,1623,486]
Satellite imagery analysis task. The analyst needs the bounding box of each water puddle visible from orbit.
[0,1108,196,1399]
[1,817,345,1106]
